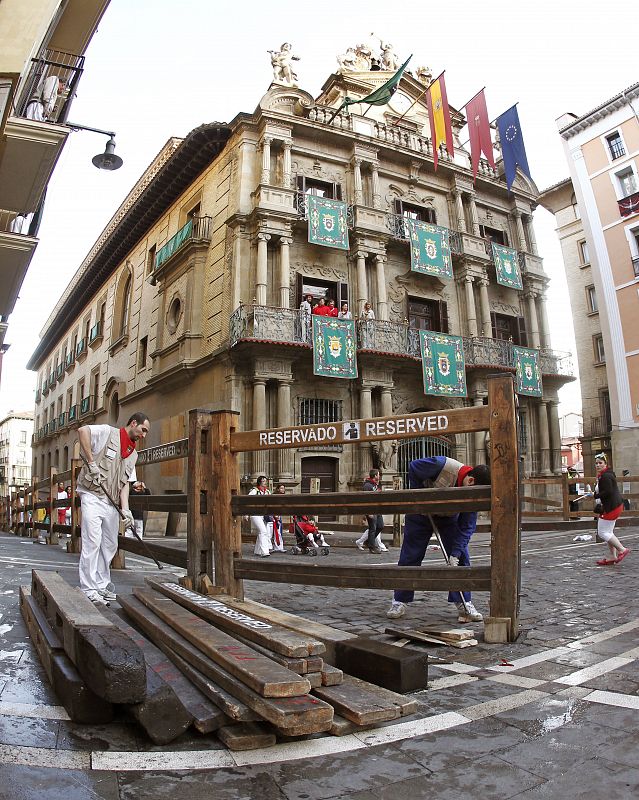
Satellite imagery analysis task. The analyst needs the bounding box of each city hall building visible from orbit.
[28,45,574,501]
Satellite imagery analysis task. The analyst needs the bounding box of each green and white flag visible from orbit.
[513,345,542,396]
[406,219,453,278]
[307,195,349,250]
[492,243,523,290]
[312,316,357,379]
[420,330,467,397]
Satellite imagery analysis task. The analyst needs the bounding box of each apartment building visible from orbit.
[0,411,33,495]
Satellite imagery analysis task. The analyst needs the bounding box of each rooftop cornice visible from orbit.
[559,83,639,139]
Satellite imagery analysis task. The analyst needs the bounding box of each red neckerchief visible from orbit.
[456,465,473,486]
[256,485,269,494]
[120,428,136,459]
[596,465,608,478]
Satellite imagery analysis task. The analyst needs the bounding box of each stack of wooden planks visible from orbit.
[386,625,478,648]
[22,570,418,750]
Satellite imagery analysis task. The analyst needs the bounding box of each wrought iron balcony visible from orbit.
[618,191,639,218]
[56,363,63,379]
[154,215,212,272]
[58,412,66,428]
[539,348,574,377]
[15,49,85,125]
[89,321,102,345]
[583,416,610,438]
[80,397,92,416]
[64,351,74,370]
[230,305,305,347]
[464,336,514,369]
[293,192,354,227]
[632,256,639,277]
[68,405,77,423]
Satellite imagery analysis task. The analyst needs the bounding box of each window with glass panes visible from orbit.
[606,131,625,160]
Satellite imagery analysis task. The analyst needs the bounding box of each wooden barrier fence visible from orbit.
[522,474,639,521]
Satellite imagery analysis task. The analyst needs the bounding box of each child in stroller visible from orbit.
[290,515,330,556]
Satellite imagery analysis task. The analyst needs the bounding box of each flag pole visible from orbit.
[392,70,445,127]
[457,85,487,114]
[458,101,518,149]
[326,100,348,125]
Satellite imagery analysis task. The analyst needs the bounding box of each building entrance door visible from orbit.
[301,456,337,521]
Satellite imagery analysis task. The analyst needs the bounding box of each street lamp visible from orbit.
[66,121,124,170]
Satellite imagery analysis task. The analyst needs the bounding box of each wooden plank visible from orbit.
[232,560,492,592]
[231,406,490,452]
[20,587,113,724]
[128,494,188,513]
[215,594,358,664]
[217,722,276,751]
[386,626,478,648]
[136,438,189,466]
[100,606,199,744]
[329,713,375,737]
[145,577,325,658]
[132,588,311,698]
[418,627,474,641]
[334,637,428,693]
[521,494,563,508]
[30,570,146,704]
[118,594,332,735]
[321,664,343,686]
[232,632,315,674]
[313,680,404,726]
[116,536,187,568]
[342,674,418,716]
[488,375,520,641]
[306,672,322,689]
[187,410,214,594]
[232,485,491,517]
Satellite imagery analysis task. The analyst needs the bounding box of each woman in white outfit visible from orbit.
[249,476,272,557]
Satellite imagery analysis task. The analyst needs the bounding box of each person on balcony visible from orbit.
[593,453,630,566]
[387,456,491,623]
[361,301,375,320]
[326,299,339,317]
[313,298,331,315]
[338,302,352,319]
[299,294,312,342]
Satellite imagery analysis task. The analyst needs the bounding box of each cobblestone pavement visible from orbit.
[0,526,638,799]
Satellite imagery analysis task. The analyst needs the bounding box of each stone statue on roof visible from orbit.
[380,42,399,71]
[268,42,300,87]
[415,66,433,87]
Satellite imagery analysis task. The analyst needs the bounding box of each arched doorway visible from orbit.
[109,392,120,426]
[397,436,452,487]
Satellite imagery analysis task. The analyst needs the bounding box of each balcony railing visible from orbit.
[583,416,611,438]
[56,363,63,379]
[294,193,354,227]
[155,215,212,271]
[89,321,102,344]
[58,412,66,428]
[229,307,575,379]
[384,215,460,252]
[15,49,84,125]
[618,191,639,218]
[64,351,74,370]
[49,420,56,434]
[632,256,639,277]
[80,397,92,416]
[76,337,87,358]
[35,389,40,403]
[68,405,77,423]
[48,371,56,388]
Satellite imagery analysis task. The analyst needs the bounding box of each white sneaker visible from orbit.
[86,592,109,607]
[387,600,407,619]
[456,601,483,622]
[98,588,117,602]
[356,540,366,551]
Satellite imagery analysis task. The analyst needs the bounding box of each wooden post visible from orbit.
[561,471,570,521]
[209,410,242,598]
[187,410,214,592]
[488,374,520,641]
[31,476,38,539]
[49,467,58,545]
[68,459,81,554]
[392,475,403,548]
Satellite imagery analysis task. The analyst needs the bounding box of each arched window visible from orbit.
[120,275,131,337]
[112,267,133,344]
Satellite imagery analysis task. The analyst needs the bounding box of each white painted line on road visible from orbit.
[0,744,90,769]
[584,690,639,710]
[462,689,548,721]
[355,711,470,746]
[566,619,639,648]
[232,734,366,766]
[555,655,635,686]
[436,662,479,674]
[427,674,478,690]
[92,749,236,772]
[0,701,70,721]
[487,646,570,672]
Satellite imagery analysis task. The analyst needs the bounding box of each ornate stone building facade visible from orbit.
[28,47,574,496]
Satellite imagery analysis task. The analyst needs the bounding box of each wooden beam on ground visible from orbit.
[217,722,276,751]
[118,593,333,735]
[30,570,146,703]
[132,588,311,698]
[145,577,325,657]
[232,560,492,592]
[313,672,415,726]
[232,485,491,517]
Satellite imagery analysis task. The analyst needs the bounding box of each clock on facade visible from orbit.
[389,92,413,115]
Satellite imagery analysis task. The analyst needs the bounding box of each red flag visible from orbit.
[465,89,495,181]
[426,72,454,170]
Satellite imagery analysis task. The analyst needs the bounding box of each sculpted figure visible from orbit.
[380,42,399,71]
[337,46,358,72]
[416,65,433,87]
[268,42,300,85]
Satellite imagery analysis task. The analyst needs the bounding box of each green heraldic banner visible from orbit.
[307,195,349,250]
[406,219,453,279]
[420,330,467,397]
[513,346,542,396]
[492,243,523,290]
[313,317,358,379]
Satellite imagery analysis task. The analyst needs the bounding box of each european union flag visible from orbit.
[496,105,532,191]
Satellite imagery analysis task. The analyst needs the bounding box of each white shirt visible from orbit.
[338,311,352,319]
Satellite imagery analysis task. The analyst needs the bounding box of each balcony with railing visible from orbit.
[632,256,639,278]
[68,405,78,423]
[154,216,212,274]
[56,362,63,380]
[583,416,611,438]
[64,351,75,370]
[294,193,354,227]
[89,321,103,346]
[618,191,639,218]
[58,412,66,429]
[230,305,304,347]
[48,371,56,389]
[15,49,85,126]
[80,397,92,416]
[385,215,460,253]
[76,337,87,359]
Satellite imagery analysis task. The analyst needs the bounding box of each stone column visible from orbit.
[356,251,368,314]
[252,378,267,477]
[279,236,291,308]
[473,395,487,464]
[548,400,562,475]
[512,209,527,252]
[467,192,480,236]
[525,214,538,255]
[231,228,243,311]
[453,189,467,233]
[538,292,552,349]
[255,233,270,306]
[352,157,363,206]
[478,277,492,337]
[464,275,478,337]
[277,379,293,478]
[370,161,381,209]
[260,136,272,185]
[375,255,388,320]
[526,291,540,348]
[282,140,292,189]
[359,386,373,475]
[380,387,397,472]
[537,400,551,476]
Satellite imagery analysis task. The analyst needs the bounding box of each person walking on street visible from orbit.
[387,456,490,623]
[129,480,151,540]
[593,453,630,566]
[56,481,68,526]
[77,412,150,604]
[363,468,384,553]
[249,476,272,557]
[272,483,287,552]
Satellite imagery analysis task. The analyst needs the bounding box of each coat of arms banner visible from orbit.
[513,345,542,396]
[405,219,453,278]
[312,317,357,378]
[307,195,349,250]
[419,330,467,397]
[492,242,523,290]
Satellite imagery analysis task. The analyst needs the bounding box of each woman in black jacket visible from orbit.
[593,454,629,565]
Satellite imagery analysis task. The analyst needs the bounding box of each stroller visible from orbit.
[290,515,330,556]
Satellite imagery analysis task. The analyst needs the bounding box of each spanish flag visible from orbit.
[427,72,454,170]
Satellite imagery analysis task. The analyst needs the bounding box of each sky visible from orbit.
[2,0,638,420]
